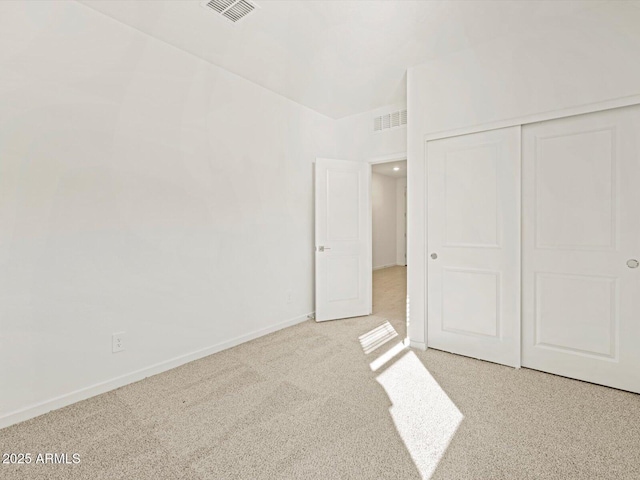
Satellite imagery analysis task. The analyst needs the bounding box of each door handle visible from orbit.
[627,259,639,268]
[431,253,438,259]
[318,246,331,252]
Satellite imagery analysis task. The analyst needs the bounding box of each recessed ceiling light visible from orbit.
[393,167,400,171]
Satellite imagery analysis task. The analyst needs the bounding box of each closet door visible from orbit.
[427,126,521,367]
[522,105,640,393]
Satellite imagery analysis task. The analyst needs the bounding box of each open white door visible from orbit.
[427,126,521,367]
[315,158,371,322]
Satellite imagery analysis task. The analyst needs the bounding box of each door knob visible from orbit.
[431,253,438,259]
[627,259,639,268]
[318,246,331,252]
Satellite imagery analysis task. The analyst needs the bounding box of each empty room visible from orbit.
[1,1,640,479]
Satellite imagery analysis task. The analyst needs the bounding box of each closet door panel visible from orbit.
[522,105,640,393]
[427,126,521,367]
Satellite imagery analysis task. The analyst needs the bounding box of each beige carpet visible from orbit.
[2,266,640,479]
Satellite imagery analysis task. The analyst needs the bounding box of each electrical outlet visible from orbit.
[112,332,125,353]
[286,290,293,304]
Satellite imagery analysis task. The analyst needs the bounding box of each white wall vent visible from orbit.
[202,0,258,23]
[374,109,407,132]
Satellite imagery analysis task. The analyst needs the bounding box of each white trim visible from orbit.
[373,263,402,271]
[410,340,427,351]
[514,126,522,369]
[423,95,640,143]
[423,140,430,350]
[366,164,373,314]
[0,312,312,430]
[368,151,408,165]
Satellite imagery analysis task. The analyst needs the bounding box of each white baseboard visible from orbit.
[0,312,313,430]
[373,263,402,271]
[410,340,427,351]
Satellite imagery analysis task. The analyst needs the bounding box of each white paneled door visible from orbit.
[427,127,521,367]
[315,158,371,322]
[522,106,640,393]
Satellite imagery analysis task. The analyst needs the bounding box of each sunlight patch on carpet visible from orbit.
[359,321,398,354]
[369,341,407,372]
[376,351,463,479]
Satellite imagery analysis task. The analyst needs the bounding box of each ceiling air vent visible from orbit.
[202,0,258,23]
[374,109,407,132]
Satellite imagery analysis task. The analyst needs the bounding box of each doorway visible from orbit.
[370,158,407,335]
[313,154,408,331]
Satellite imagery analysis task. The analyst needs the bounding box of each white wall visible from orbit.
[407,1,640,348]
[371,173,398,270]
[371,174,407,270]
[0,1,337,426]
[335,103,407,161]
[395,177,407,267]
[409,2,640,137]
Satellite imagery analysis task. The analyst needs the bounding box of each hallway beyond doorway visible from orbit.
[372,265,407,339]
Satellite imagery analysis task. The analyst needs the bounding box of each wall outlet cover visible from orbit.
[112,332,125,353]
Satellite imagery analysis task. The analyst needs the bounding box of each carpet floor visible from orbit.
[1,266,639,479]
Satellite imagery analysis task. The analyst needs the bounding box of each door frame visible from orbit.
[367,151,408,325]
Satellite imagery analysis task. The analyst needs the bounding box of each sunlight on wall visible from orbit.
[376,351,463,479]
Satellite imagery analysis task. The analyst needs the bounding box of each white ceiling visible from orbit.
[79,0,604,119]
[372,160,406,178]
